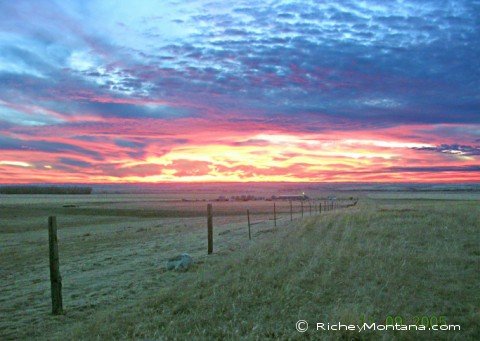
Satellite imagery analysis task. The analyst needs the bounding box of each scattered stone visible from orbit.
[218,229,231,236]
[166,253,193,271]
[62,204,77,208]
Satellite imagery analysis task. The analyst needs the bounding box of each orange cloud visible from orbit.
[1,118,479,183]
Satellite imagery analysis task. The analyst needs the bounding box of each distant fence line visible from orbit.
[207,198,358,254]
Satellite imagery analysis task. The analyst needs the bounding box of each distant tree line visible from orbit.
[0,186,93,194]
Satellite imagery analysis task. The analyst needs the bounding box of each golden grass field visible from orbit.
[0,191,479,340]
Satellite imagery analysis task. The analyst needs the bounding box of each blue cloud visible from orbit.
[59,157,92,168]
[0,0,478,130]
[0,135,103,159]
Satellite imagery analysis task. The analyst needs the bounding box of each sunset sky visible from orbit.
[0,0,479,183]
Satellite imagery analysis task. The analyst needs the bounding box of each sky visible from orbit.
[0,0,479,183]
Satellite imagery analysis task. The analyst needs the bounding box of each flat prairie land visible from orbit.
[0,191,479,340]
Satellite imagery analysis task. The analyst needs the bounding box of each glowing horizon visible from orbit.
[0,1,479,184]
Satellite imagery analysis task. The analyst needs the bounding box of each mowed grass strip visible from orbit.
[33,201,480,340]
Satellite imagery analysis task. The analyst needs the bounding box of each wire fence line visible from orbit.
[43,197,358,315]
[248,198,357,223]
[209,198,358,245]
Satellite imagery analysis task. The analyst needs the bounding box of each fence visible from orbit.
[45,197,357,315]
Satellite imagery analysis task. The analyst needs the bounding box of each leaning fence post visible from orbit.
[247,209,251,240]
[290,201,293,221]
[48,216,63,315]
[207,204,213,254]
[273,202,277,227]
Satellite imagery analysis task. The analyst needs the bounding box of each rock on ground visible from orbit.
[166,253,194,271]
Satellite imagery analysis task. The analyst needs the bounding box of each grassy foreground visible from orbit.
[28,200,480,340]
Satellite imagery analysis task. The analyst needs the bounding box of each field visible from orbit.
[0,190,479,340]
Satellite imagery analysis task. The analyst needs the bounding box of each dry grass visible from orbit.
[1,195,479,340]
[0,194,305,233]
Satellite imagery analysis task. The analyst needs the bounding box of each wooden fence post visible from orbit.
[301,201,304,217]
[319,202,322,214]
[207,204,213,254]
[309,202,312,216]
[273,202,277,227]
[48,216,63,315]
[247,209,251,240]
[290,201,293,221]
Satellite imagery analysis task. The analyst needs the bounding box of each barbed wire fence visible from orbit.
[207,197,358,254]
[45,197,358,315]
